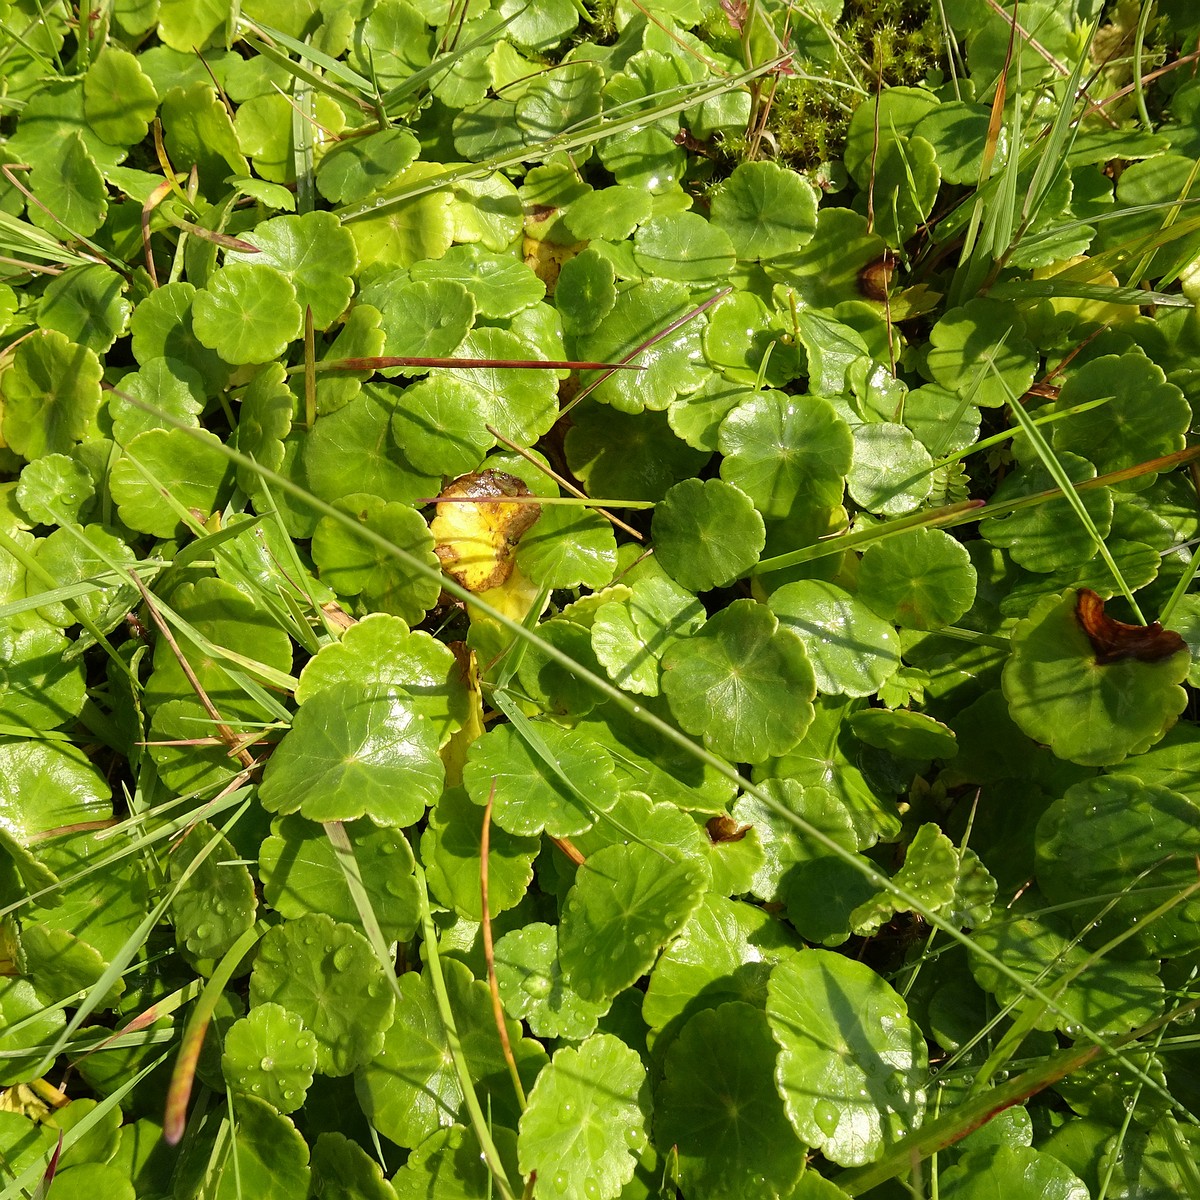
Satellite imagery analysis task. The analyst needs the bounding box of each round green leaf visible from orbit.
[1036,775,1200,958]
[851,708,957,765]
[303,385,439,509]
[110,356,205,443]
[129,281,229,392]
[559,841,709,1004]
[653,478,765,592]
[38,264,131,353]
[315,127,420,205]
[422,785,540,921]
[143,576,294,717]
[562,184,652,241]
[390,375,491,476]
[732,781,860,904]
[411,244,544,320]
[168,821,257,960]
[517,1034,648,1200]
[83,47,158,146]
[633,212,736,284]
[643,894,797,1034]
[867,134,940,246]
[1,329,103,460]
[912,100,998,185]
[661,599,815,763]
[28,131,107,239]
[555,248,617,335]
[15,452,94,525]
[427,327,559,447]
[598,50,686,189]
[463,721,617,838]
[310,1132,396,1200]
[765,207,887,310]
[969,910,1164,1036]
[21,924,123,1009]
[657,1002,807,1200]
[517,617,606,717]
[311,494,441,624]
[494,922,607,1040]
[514,503,617,590]
[927,298,1038,408]
[260,814,420,944]
[296,613,468,745]
[0,625,86,731]
[702,290,803,387]
[357,957,546,1148]
[1002,588,1189,766]
[846,422,934,516]
[718,392,852,519]
[259,682,445,826]
[848,821,959,936]
[33,525,137,632]
[980,452,1113,573]
[574,278,711,414]
[0,739,110,845]
[222,1002,317,1113]
[766,951,927,1167]
[192,263,302,364]
[233,361,293,491]
[392,1125,521,1200]
[710,160,819,261]
[109,427,234,538]
[939,1145,1089,1200]
[172,1095,309,1199]
[348,185,454,269]
[226,211,356,330]
[1049,353,1190,486]
[856,528,977,629]
[249,913,394,1076]
[770,580,901,697]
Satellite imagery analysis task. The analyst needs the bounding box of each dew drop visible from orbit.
[525,973,553,999]
[333,944,355,971]
[813,1099,840,1136]
[195,922,213,941]
[558,1100,575,1121]
[553,1172,569,1191]
[583,1178,600,1199]
[260,1056,275,1072]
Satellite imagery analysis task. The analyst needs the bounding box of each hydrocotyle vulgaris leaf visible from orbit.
[718,391,852,520]
[661,598,815,764]
[258,681,444,826]
[656,1002,808,1200]
[653,478,766,593]
[766,950,927,1167]
[769,580,901,698]
[259,814,420,944]
[558,840,709,1004]
[493,922,607,1041]
[356,956,546,1149]
[248,912,394,1076]
[1002,588,1189,766]
[294,612,469,746]
[517,1034,648,1200]
[462,720,617,838]
[221,1002,317,1114]
[1036,773,1200,958]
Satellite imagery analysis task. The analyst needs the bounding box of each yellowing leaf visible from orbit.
[431,469,542,592]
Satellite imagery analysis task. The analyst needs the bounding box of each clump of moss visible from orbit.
[749,0,945,168]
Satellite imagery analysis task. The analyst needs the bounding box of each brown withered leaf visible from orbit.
[1075,588,1187,666]
[706,814,751,844]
